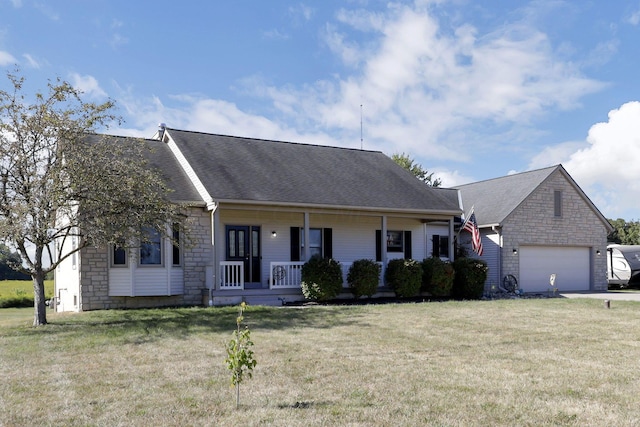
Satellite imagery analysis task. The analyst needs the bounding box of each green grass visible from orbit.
[0,279,54,308]
[1,299,640,426]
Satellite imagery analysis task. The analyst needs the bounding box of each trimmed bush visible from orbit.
[452,257,488,300]
[300,255,343,301]
[422,257,455,297]
[385,259,422,298]
[347,259,381,299]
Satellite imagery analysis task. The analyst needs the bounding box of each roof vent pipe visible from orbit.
[158,123,166,141]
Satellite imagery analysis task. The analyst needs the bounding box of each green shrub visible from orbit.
[347,259,381,299]
[422,257,455,297]
[385,259,422,298]
[301,256,343,301]
[452,257,488,300]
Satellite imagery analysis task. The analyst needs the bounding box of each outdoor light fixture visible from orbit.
[271,230,277,237]
[596,250,601,255]
[512,248,518,255]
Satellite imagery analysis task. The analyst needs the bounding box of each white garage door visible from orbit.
[519,246,590,292]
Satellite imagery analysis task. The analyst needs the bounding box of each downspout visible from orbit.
[449,218,455,261]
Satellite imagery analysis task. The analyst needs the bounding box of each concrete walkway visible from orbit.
[560,291,640,302]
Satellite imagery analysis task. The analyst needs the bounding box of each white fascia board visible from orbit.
[163,130,217,211]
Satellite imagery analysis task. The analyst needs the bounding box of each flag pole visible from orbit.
[457,205,474,238]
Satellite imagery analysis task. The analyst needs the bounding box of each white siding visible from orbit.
[170,269,184,294]
[108,240,185,297]
[54,247,81,312]
[108,268,133,296]
[482,231,501,292]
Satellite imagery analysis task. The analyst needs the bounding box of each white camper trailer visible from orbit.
[607,244,640,288]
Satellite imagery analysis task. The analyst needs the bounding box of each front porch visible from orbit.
[208,261,389,306]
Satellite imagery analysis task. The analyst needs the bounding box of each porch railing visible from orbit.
[219,260,384,291]
[270,262,304,289]
[220,261,244,290]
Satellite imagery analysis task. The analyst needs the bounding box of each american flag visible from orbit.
[462,209,483,256]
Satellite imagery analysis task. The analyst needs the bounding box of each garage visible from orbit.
[519,246,591,292]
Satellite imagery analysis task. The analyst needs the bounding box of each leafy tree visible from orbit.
[391,152,442,187]
[608,218,640,245]
[0,243,30,280]
[0,69,185,326]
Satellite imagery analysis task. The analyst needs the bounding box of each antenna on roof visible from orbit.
[360,104,363,150]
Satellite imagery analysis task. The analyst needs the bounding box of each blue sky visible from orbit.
[2,0,640,220]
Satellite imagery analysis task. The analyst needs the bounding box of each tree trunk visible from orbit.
[32,271,47,326]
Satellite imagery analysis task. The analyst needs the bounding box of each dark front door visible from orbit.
[226,225,261,285]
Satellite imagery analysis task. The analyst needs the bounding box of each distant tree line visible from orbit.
[0,244,30,280]
[608,219,640,245]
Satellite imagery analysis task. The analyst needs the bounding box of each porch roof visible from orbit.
[164,128,461,214]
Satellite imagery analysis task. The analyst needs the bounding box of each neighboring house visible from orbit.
[455,165,613,294]
[55,127,462,311]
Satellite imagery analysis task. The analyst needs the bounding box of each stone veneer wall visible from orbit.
[500,171,609,292]
[80,207,212,311]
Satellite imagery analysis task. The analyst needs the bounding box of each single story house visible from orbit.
[54,127,462,311]
[455,165,613,294]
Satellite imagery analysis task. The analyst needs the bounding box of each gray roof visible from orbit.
[86,134,203,205]
[165,128,461,213]
[455,164,612,231]
[455,166,558,226]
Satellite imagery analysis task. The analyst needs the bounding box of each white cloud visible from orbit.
[256,2,605,162]
[22,53,41,68]
[562,102,640,219]
[69,73,108,99]
[528,140,585,170]
[289,4,314,23]
[0,50,17,66]
[34,3,60,21]
[433,168,476,188]
[116,92,338,147]
[628,9,640,26]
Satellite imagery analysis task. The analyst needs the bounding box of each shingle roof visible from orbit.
[455,166,559,226]
[85,134,203,205]
[455,164,612,232]
[165,128,461,213]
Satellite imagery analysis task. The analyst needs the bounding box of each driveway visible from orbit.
[560,291,640,302]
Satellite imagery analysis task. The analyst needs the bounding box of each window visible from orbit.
[554,190,562,217]
[172,224,181,266]
[290,227,333,261]
[432,235,449,258]
[112,239,128,267]
[386,230,403,252]
[301,228,322,259]
[140,227,162,265]
[376,230,412,261]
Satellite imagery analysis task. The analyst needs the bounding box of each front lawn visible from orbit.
[1,299,639,426]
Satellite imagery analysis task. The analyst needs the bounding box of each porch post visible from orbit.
[212,206,221,291]
[303,212,310,261]
[381,215,388,276]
